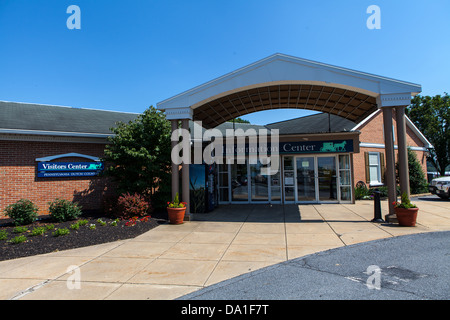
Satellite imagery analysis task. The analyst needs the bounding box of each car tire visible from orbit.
[438,194,449,200]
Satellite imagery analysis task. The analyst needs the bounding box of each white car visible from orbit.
[429,176,450,200]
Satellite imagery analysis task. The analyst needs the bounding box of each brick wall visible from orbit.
[0,140,116,218]
[353,109,428,187]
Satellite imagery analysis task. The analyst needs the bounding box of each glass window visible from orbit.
[339,155,352,202]
[231,162,248,201]
[368,152,382,184]
[284,157,294,171]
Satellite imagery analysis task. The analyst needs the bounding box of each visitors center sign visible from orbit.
[37,162,104,178]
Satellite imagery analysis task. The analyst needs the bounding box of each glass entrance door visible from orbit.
[231,162,248,201]
[296,157,316,201]
[317,156,337,202]
[250,161,269,201]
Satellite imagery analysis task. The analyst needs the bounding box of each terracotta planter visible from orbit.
[395,207,419,227]
[167,207,186,224]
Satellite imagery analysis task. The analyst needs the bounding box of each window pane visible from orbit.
[339,155,350,169]
[340,186,351,201]
[284,157,294,171]
[231,163,248,201]
[219,173,229,187]
[285,187,295,201]
[340,171,350,186]
[219,188,229,201]
[369,153,379,165]
[369,166,379,182]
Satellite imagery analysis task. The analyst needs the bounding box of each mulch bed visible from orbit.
[0,211,168,262]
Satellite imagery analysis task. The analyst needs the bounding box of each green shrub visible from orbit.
[78,219,88,226]
[48,199,82,222]
[52,228,70,237]
[4,199,39,226]
[70,222,80,230]
[13,226,28,234]
[355,185,369,200]
[9,235,27,244]
[0,230,8,241]
[30,227,46,236]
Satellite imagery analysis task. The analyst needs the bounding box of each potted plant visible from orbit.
[167,192,187,224]
[393,192,419,227]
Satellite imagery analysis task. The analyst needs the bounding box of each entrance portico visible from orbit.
[157,53,422,220]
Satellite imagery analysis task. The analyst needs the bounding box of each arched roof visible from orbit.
[157,53,421,128]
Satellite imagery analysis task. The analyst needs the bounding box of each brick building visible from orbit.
[0,98,431,218]
[0,101,138,217]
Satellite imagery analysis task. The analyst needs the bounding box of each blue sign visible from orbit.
[37,162,104,178]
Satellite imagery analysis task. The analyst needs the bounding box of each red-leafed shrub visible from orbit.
[115,193,151,219]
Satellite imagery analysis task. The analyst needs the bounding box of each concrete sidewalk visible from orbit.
[1,198,449,300]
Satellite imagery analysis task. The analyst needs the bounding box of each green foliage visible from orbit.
[228,117,250,124]
[70,222,80,230]
[52,228,70,237]
[78,219,88,226]
[9,235,27,244]
[407,94,450,176]
[30,227,46,236]
[13,226,28,234]
[48,199,82,222]
[0,230,8,241]
[103,106,172,210]
[394,192,417,209]
[355,184,370,200]
[407,148,429,194]
[167,192,186,208]
[4,199,39,226]
[355,185,391,200]
[97,218,106,226]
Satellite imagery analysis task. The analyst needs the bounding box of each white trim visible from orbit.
[360,142,429,152]
[377,93,413,107]
[36,153,101,162]
[0,128,113,138]
[157,53,422,112]
[368,152,382,185]
[351,109,433,150]
[0,100,140,116]
[351,109,380,131]
[405,115,433,148]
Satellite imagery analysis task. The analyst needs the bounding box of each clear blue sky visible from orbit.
[0,0,448,125]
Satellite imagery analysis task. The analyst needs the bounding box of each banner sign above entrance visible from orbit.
[223,140,353,155]
[280,140,353,154]
[37,162,104,178]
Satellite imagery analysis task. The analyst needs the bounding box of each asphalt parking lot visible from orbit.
[179,231,450,300]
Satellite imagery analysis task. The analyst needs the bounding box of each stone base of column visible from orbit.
[183,213,192,221]
[385,213,398,223]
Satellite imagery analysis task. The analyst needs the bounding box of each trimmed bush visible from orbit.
[48,199,82,222]
[115,192,150,219]
[4,199,39,226]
